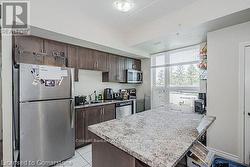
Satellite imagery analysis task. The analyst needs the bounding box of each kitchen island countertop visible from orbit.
[88,106,215,167]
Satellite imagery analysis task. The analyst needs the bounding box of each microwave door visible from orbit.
[127,71,134,83]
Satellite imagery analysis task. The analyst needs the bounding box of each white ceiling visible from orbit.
[30,0,250,58]
[133,8,250,54]
[78,0,198,32]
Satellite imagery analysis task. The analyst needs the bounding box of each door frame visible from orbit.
[239,42,250,163]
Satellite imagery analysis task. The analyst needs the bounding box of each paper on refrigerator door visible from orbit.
[60,69,68,77]
[38,66,68,80]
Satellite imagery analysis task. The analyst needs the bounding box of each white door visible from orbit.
[245,46,250,164]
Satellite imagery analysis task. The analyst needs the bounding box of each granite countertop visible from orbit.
[74,99,134,109]
[88,105,215,167]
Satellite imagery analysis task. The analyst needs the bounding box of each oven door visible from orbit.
[127,70,142,83]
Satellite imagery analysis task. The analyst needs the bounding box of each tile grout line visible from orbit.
[77,150,92,165]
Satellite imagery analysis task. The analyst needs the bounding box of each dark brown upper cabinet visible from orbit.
[102,54,126,83]
[13,36,44,65]
[106,54,119,82]
[134,59,141,71]
[67,45,78,68]
[118,56,126,83]
[78,47,94,70]
[67,45,79,81]
[13,36,68,67]
[12,35,141,84]
[93,50,108,71]
[126,58,141,71]
[77,49,108,72]
[43,39,67,67]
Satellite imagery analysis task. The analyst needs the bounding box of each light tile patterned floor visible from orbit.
[54,144,92,167]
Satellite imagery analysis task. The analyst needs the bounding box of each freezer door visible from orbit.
[19,63,73,101]
[20,99,75,166]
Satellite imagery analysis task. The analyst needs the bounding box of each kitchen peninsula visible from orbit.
[88,106,215,167]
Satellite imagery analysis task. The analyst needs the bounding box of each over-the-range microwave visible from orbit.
[126,69,143,84]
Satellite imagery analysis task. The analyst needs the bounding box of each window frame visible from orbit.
[151,45,201,108]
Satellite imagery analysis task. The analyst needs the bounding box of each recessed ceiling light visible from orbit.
[113,0,135,12]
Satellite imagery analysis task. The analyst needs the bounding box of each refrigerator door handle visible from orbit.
[70,99,75,129]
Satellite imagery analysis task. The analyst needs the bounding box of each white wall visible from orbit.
[74,63,151,110]
[74,70,138,97]
[137,58,151,100]
[1,34,13,166]
[207,21,250,159]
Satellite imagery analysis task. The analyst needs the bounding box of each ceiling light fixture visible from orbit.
[113,0,135,12]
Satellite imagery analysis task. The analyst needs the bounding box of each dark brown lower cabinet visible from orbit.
[102,103,116,122]
[75,104,115,148]
[135,160,150,167]
[75,108,85,148]
[92,134,150,167]
[84,106,103,143]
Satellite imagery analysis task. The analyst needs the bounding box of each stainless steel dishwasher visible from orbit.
[115,101,133,119]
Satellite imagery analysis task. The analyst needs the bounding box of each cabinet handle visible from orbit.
[70,100,74,129]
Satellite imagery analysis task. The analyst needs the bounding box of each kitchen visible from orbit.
[1,0,250,167]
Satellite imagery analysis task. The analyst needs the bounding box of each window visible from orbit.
[151,45,200,109]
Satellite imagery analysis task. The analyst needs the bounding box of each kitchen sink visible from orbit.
[90,101,102,104]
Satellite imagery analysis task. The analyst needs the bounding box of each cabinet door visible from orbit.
[13,36,44,65]
[107,54,119,82]
[44,39,67,67]
[135,160,150,167]
[67,45,79,81]
[103,54,127,83]
[118,56,126,83]
[67,45,78,68]
[134,59,141,71]
[125,58,133,70]
[75,109,85,148]
[125,58,141,71]
[78,47,94,70]
[102,104,115,122]
[85,106,102,143]
[93,50,108,71]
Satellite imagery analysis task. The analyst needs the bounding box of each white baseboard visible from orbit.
[207,147,241,163]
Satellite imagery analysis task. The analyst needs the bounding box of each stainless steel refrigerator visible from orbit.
[13,63,75,166]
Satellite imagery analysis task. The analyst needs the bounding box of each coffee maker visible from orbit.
[194,93,206,114]
[104,88,114,100]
